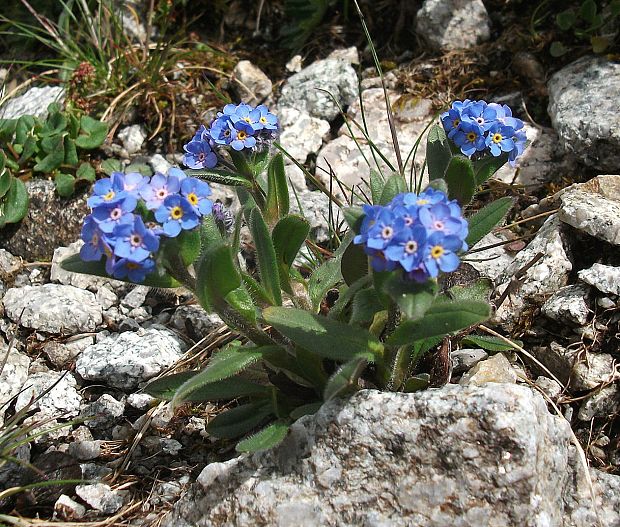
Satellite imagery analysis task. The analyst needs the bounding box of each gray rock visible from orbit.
[558,175,620,246]
[0,86,65,119]
[578,263,620,296]
[0,180,89,261]
[278,58,358,121]
[3,284,102,335]
[81,394,125,428]
[54,494,87,521]
[542,284,591,326]
[534,376,563,400]
[0,249,22,276]
[75,483,124,514]
[15,371,81,418]
[531,342,614,391]
[279,107,330,162]
[170,305,223,339]
[327,47,360,65]
[43,335,95,367]
[67,440,102,461]
[96,286,118,310]
[121,285,149,309]
[76,327,186,389]
[148,153,173,174]
[459,353,517,385]
[162,385,620,527]
[450,348,488,374]
[548,56,620,171]
[467,232,515,281]
[289,184,334,243]
[127,392,155,410]
[117,124,146,155]
[0,346,30,426]
[415,0,491,51]
[233,60,272,104]
[597,296,616,309]
[494,215,572,329]
[577,385,620,421]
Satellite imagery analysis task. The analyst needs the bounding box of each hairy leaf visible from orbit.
[465,196,513,247]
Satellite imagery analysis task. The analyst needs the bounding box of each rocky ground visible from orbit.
[0,0,619,525]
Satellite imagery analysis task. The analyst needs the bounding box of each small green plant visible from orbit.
[0,102,107,212]
[548,0,620,55]
[0,151,29,229]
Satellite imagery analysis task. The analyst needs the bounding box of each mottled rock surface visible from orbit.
[548,57,620,171]
[0,180,89,261]
[0,346,30,426]
[15,371,82,418]
[3,284,102,334]
[278,107,330,162]
[542,284,590,326]
[117,124,146,155]
[0,86,65,119]
[233,60,272,103]
[162,385,619,527]
[76,327,186,389]
[415,0,491,51]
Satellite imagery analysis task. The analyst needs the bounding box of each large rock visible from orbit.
[3,284,102,334]
[0,346,30,426]
[15,371,82,418]
[162,385,619,527]
[548,56,620,171]
[0,86,65,119]
[415,0,491,51]
[557,175,620,246]
[0,180,89,261]
[76,327,186,389]
[278,107,330,163]
[233,60,272,104]
[578,263,620,296]
[278,58,358,121]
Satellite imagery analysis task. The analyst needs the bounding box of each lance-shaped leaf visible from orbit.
[265,153,289,222]
[144,371,268,401]
[236,420,290,453]
[163,229,201,267]
[228,149,254,179]
[184,168,253,188]
[59,254,180,287]
[382,275,438,320]
[379,173,407,205]
[308,232,352,310]
[461,334,523,352]
[0,176,29,227]
[196,243,241,308]
[426,123,452,181]
[341,241,368,286]
[289,402,322,420]
[272,215,309,293]
[448,277,493,304]
[323,356,368,401]
[0,169,11,199]
[206,401,273,439]
[369,168,385,203]
[350,288,384,324]
[473,151,510,185]
[465,196,513,247]
[171,345,269,407]
[263,306,383,361]
[249,208,282,305]
[226,285,258,325]
[199,213,223,252]
[343,206,364,233]
[444,155,476,205]
[387,300,490,346]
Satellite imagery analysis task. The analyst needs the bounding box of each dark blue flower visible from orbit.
[87,176,126,208]
[366,209,403,251]
[485,123,516,157]
[453,121,487,157]
[441,108,463,139]
[423,232,462,277]
[210,116,235,146]
[509,128,527,166]
[112,216,160,262]
[252,105,278,131]
[80,216,107,261]
[112,257,155,283]
[180,177,213,216]
[461,100,497,131]
[230,121,257,151]
[154,194,200,237]
[183,139,218,169]
[384,225,427,272]
[419,202,467,238]
[91,196,137,233]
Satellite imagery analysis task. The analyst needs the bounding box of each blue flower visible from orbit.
[154,194,200,237]
[79,216,107,261]
[112,257,155,283]
[87,176,126,208]
[140,172,183,211]
[91,196,137,233]
[384,225,427,272]
[252,105,278,131]
[485,123,516,157]
[183,139,218,169]
[190,124,210,142]
[461,100,497,131]
[441,108,463,139]
[210,116,235,146]
[419,202,467,238]
[453,120,487,157]
[423,232,462,277]
[230,121,257,151]
[365,248,398,272]
[116,171,149,194]
[181,177,213,216]
[366,209,403,251]
[509,128,527,166]
[112,216,160,262]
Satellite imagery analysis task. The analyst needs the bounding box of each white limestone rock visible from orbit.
[76,483,125,514]
[278,107,330,162]
[233,60,272,103]
[578,263,620,296]
[0,346,30,426]
[117,124,146,155]
[0,86,65,119]
[15,371,81,418]
[542,284,591,326]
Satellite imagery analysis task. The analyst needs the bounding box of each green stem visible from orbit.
[165,253,196,291]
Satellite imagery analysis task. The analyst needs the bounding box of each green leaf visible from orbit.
[265,153,289,222]
[199,212,223,251]
[125,162,152,177]
[101,158,122,175]
[555,9,576,30]
[75,116,108,149]
[382,275,438,320]
[33,136,64,173]
[308,233,351,310]
[342,206,364,233]
[241,272,275,306]
[350,288,384,324]
[206,401,273,439]
[59,253,180,287]
[341,241,368,286]
[579,0,596,23]
[465,196,513,247]
[0,119,17,143]
[403,374,430,392]
[67,113,80,139]
[226,285,258,325]
[236,420,289,453]
[426,123,452,181]
[590,36,610,53]
[0,170,11,199]
[272,214,309,292]
[379,173,407,205]
[387,300,491,346]
[184,168,253,188]
[171,345,268,407]
[41,110,67,137]
[165,229,201,266]
[461,334,523,352]
[196,243,241,309]
[228,149,254,179]
[0,176,29,227]
[369,169,385,204]
[410,336,442,369]
[448,277,493,304]
[249,208,282,306]
[263,306,383,361]
[289,402,322,420]
[323,356,368,402]
[473,152,510,185]
[54,172,75,197]
[15,115,35,145]
[280,0,330,50]
[76,162,96,183]
[444,155,476,205]
[18,135,37,165]
[144,371,268,401]
[0,151,5,174]
[328,275,371,321]
[550,41,568,57]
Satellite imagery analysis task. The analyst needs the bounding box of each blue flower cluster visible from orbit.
[80,168,213,282]
[183,103,279,169]
[353,189,468,281]
[441,100,526,166]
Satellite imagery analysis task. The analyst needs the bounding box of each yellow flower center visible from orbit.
[237,131,247,140]
[452,118,460,128]
[127,262,140,270]
[431,245,444,259]
[467,132,477,142]
[187,193,199,205]
[260,116,267,123]
[417,199,429,205]
[492,133,503,143]
[103,190,115,201]
[171,206,183,219]
[243,117,252,123]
